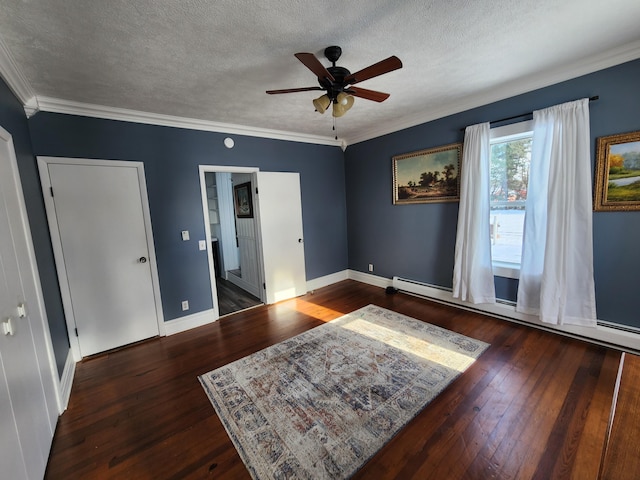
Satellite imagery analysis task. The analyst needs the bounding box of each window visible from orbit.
[489,121,533,278]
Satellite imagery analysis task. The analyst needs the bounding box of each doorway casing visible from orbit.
[199,165,261,319]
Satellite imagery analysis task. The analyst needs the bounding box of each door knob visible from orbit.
[139,257,148,263]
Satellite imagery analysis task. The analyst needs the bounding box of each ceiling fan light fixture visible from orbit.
[313,94,331,114]
[337,92,353,107]
[332,93,354,117]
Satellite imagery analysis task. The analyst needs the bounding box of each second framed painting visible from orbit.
[594,130,640,211]
[393,143,462,204]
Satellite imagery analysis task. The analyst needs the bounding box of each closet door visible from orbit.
[0,128,56,478]
[0,302,29,480]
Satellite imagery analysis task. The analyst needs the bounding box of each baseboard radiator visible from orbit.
[392,276,515,307]
[392,276,451,297]
[390,275,640,354]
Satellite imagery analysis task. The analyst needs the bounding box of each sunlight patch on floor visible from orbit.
[291,298,345,322]
[339,317,479,372]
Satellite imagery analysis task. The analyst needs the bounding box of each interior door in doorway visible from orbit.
[255,171,306,304]
[43,162,160,357]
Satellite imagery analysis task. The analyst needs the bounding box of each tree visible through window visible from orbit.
[489,128,532,270]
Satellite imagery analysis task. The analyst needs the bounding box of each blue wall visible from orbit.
[345,59,640,329]
[0,79,69,376]
[4,57,640,379]
[28,114,349,322]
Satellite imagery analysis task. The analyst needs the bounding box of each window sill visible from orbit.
[493,262,520,279]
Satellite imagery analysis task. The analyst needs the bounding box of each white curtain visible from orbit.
[453,122,495,304]
[517,99,597,326]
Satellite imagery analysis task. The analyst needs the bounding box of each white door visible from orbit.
[254,172,306,304]
[0,129,57,479]
[41,161,160,357]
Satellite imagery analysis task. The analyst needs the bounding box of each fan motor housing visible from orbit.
[324,45,342,64]
[319,65,351,98]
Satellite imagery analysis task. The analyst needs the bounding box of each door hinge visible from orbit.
[74,327,78,337]
[255,187,258,194]
[263,283,266,290]
[50,187,54,197]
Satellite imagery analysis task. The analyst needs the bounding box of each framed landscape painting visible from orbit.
[594,130,640,211]
[393,143,462,204]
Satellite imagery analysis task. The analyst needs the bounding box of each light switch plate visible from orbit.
[198,240,206,250]
[181,230,190,241]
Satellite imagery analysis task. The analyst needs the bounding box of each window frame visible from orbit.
[489,120,533,279]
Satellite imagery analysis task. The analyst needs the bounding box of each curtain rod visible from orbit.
[459,96,599,131]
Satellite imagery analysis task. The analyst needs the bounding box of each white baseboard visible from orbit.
[58,350,75,413]
[307,270,349,292]
[348,270,640,354]
[347,269,393,289]
[164,272,349,337]
[164,309,217,335]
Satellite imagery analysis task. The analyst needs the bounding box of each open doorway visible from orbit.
[200,166,307,318]
[201,166,263,317]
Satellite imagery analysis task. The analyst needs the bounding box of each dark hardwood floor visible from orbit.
[45,280,636,479]
[216,277,262,316]
[601,352,640,479]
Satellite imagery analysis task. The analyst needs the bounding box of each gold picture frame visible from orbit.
[594,130,640,211]
[393,143,462,204]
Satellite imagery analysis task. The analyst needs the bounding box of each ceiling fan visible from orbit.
[266,46,402,117]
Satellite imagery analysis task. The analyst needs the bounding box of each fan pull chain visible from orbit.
[333,117,338,140]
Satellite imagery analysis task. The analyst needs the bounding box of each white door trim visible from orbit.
[198,165,260,318]
[37,157,165,362]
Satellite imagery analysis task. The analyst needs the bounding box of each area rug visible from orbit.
[199,304,489,479]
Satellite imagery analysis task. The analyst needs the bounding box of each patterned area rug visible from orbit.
[199,304,489,479]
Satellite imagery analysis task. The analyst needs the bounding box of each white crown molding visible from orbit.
[35,96,343,147]
[348,40,640,145]
[0,36,38,117]
[24,97,40,118]
[0,35,338,144]
[6,37,639,147]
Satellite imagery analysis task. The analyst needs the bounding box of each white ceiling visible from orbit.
[1,0,640,146]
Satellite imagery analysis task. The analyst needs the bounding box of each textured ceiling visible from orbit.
[1,0,640,145]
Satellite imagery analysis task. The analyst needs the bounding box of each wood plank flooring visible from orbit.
[45,280,632,479]
[216,277,262,316]
[601,353,640,480]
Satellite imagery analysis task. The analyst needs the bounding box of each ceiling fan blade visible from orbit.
[266,87,324,94]
[347,86,390,103]
[294,53,336,82]
[344,56,402,85]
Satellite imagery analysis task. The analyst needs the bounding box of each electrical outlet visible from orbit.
[198,240,206,250]
[181,300,189,311]
[368,263,374,272]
